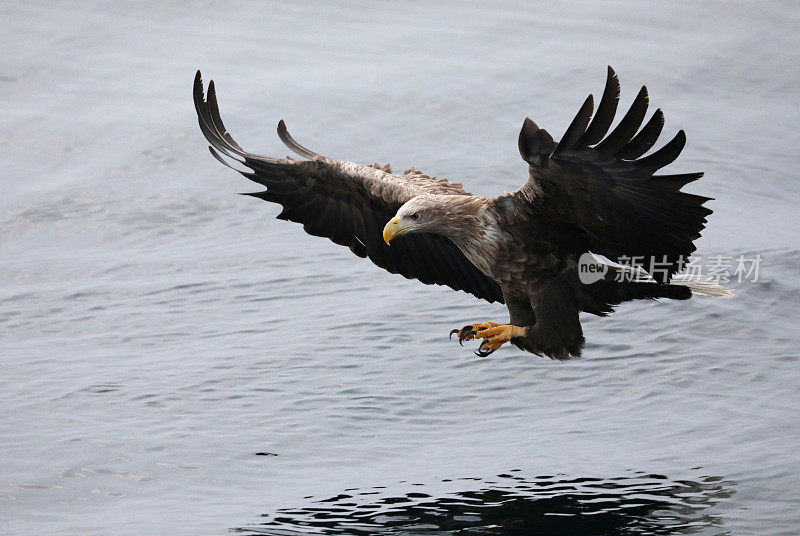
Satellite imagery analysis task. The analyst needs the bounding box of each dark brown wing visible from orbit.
[193,71,504,303]
[515,66,711,284]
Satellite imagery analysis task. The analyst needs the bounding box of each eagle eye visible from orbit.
[409,212,420,221]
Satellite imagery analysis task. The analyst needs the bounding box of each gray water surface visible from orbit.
[2,1,799,535]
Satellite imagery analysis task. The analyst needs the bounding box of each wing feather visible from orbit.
[277,119,324,160]
[615,109,664,160]
[554,94,593,154]
[635,130,686,172]
[595,85,649,154]
[513,68,711,284]
[577,66,620,146]
[194,71,503,303]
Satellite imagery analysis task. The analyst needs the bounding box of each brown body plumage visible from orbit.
[194,67,728,360]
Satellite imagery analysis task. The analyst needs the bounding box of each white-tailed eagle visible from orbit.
[194,67,730,360]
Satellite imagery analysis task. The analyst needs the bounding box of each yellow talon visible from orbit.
[451,322,525,356]
[462,321,498,341]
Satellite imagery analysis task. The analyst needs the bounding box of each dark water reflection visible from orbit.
[234,472,733,535]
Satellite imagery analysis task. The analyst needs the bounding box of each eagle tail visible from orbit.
[670,273,734,298]
[577,266,732,316]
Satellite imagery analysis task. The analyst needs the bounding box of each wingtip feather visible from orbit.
[276,119,325,160]
[519,117,555,165]
[555,93,595,153]
[578,67,621,147]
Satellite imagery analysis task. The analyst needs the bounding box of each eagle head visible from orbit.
[382,194,443,244]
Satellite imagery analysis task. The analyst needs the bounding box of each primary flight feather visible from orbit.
[194,67,729,360]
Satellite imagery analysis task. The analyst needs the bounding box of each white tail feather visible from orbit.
[670,274,734,297]
[604,262,734,298]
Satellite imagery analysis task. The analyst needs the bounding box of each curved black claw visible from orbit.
[474,340,497,357]
[449,325,475,346]
[460,331,476,346]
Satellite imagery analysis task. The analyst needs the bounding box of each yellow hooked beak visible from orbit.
[382,216,406,245]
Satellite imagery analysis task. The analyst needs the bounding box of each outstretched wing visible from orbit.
[515,66,712,283]
[193,71,504,303]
